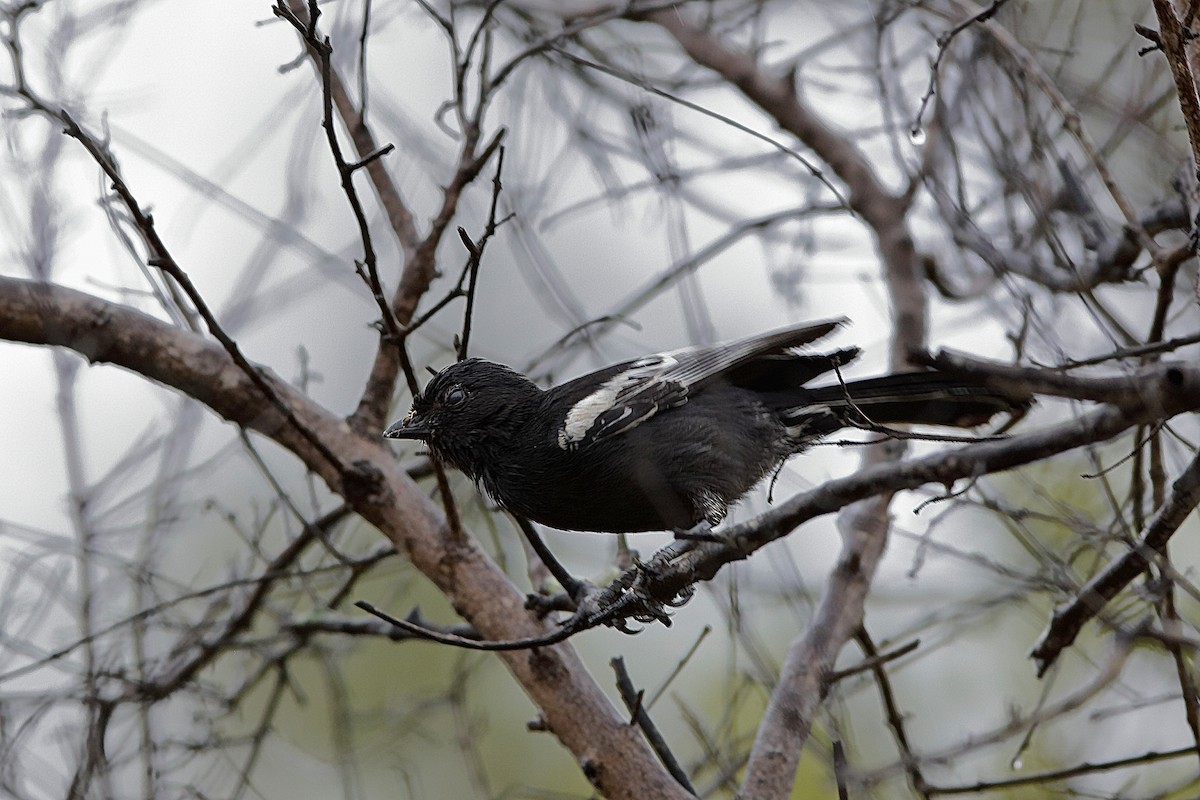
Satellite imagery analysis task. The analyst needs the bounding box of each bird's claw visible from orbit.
[570,560,693,632]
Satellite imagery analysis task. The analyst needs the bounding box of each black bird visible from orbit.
[383,320,1027,534]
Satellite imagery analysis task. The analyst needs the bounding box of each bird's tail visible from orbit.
[783,372,1030,431]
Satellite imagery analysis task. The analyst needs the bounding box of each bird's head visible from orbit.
[383,358,542,478]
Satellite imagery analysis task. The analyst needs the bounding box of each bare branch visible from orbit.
[1031,448,1200,675]
[0,275,691,800]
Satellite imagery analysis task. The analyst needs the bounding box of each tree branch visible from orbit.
[1031,448,1200,675]
[0,276,691,800]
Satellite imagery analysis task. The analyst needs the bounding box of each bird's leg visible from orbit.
[514,516,598,618]
[514,515,660,631]
[569,567,649,633]
[571,552,698,633]
[541,536,707,634]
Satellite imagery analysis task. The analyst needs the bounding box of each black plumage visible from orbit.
[383,320,1028,533]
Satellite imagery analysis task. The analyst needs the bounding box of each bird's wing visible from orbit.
[555,318,846,450]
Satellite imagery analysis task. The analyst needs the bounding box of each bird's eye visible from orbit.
[444,386,467,407]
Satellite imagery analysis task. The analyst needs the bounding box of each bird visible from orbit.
[383,319,1029,534]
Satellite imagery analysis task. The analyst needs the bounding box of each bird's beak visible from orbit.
[383,411,431,441]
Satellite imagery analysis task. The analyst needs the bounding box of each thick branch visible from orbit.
[0,276,690,800]
[1154,0,1200,183]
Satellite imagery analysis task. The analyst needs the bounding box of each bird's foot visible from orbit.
[531,541,702,635]
[567,556,698,633]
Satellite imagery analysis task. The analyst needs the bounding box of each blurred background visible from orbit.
[2,1,1198,798]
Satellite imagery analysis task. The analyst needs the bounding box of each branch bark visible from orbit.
[0,275,691,800]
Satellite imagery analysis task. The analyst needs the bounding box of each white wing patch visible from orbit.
[554,321,845,450]
[557,354,689,450]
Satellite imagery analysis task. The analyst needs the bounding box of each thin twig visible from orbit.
[272,0,401,340]
[58,112,344,473]
[1032,449,1200,675]
[457,146,507,360]
[911,0,1012,136]
[854,629,930,799]
[611,657,698,796]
